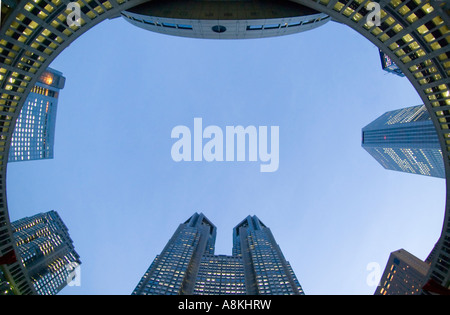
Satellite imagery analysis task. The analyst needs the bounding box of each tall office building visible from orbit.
[375,249,430,295]
[362,104,445,179]
[10,210,81,295]
[132,213,304,295]
[8,67,65,162]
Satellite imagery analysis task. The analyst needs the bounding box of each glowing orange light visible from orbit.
[40,73,54,85]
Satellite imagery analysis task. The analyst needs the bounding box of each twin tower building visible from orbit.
[132,213,304,295]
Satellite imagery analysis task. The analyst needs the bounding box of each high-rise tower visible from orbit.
[375,249,431,295]
[10,210,81,295]
[132,213,303,295]
[362,105,445,179]
[8,67,65,162]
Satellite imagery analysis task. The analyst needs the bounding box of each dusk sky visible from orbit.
[5,15,446,295]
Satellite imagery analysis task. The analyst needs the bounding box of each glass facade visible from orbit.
[379,49,405,77]
[362,105,445,179]
[233,216,304,295]
[132,213,216,295]
[194,255,246,295]
[11,210,81,295]
[133,213,304,295]
[8,67,65,162]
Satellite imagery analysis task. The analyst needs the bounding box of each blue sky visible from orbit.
[6,16,446,295]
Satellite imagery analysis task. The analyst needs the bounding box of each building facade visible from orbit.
[379,49,405,77]
[10,210,81,295]
[362,104,445,179]
[375,249,430,295]
[122,0,329,39]
[8,67,65,162]
[0,269,14,295]
[132,213,303,295]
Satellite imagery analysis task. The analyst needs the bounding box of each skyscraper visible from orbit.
[361,105,445,179]
[375,249,430,295]
[132,213,303,295]
[10,210,81,295]
[8,67,65,162]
